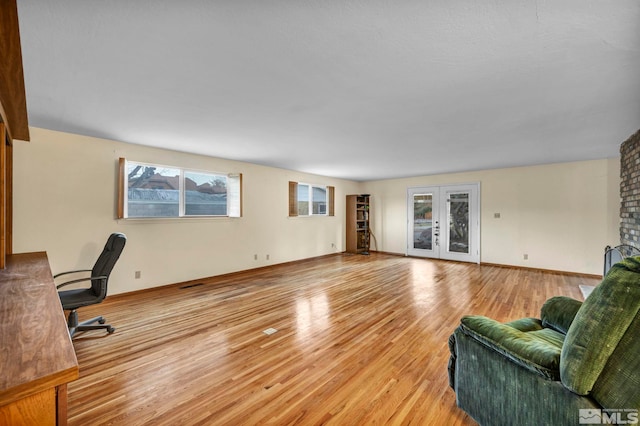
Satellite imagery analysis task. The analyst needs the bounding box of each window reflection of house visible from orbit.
[127,188,227,217]
[130,172,179,190]
[132,172,227,194]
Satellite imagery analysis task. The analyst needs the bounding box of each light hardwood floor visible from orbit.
[66,253,600,425]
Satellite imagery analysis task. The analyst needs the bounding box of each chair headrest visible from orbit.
[105,233,127,252]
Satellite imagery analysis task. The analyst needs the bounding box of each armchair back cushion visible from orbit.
[560,257,640,409]
[591,314,640,411]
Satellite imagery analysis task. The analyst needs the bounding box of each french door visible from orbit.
[407,183,480,263]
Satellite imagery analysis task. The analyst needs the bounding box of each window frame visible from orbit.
[118,158,242,219]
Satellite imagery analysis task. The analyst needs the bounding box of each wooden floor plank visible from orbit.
[65,253,598,425]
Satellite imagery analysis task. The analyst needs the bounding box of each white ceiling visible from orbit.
[16,1,640,181]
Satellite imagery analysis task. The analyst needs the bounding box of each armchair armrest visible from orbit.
[540,296,583,334]
[459,315,562,380]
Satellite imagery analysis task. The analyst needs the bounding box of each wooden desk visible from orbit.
[0,252,79,425]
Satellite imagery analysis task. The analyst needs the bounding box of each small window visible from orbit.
[289,181,334,217]
[118,159,242,219]
[297,183,310,216]
[312,186,327,214]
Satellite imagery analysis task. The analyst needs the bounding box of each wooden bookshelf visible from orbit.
[346,194,370,254]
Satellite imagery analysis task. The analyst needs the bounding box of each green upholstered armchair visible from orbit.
[448,257,640,426]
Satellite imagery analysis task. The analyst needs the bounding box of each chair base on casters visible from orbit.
[66,309,115,338]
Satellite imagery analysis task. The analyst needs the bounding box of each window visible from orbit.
[297,183,310,216]
[184,171,228,216]
[118,158,242,218]
[312,186,327,214]
[289,181,334,217]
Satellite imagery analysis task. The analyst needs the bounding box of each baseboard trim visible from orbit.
[107,251,602,301]
[375,251,603,279]
[478,262,603,279]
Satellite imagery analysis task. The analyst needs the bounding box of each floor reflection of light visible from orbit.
[295,293,330,343]
[410,260,470,308]
[410,261,437,306]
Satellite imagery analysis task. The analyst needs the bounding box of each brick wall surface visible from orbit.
[619,129,640,250]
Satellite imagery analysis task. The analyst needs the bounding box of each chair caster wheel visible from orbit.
[99,318,106,324]
[107,327,115,334]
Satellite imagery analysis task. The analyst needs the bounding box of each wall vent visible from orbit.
[180,283,204,289]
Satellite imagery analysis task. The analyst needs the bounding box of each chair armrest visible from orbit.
[459,315,562,380]
[56,275,107,289]
[53,269,92,278]
[540,296,583,334]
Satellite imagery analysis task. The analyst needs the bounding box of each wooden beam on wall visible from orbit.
[0,123,5,268]
[288,181,298,217]
[5,138,11,256]
[0,0,30,142]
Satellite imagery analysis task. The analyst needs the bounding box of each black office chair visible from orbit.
[56,233,126,338]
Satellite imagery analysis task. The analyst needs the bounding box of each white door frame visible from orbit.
[407,183,480,263]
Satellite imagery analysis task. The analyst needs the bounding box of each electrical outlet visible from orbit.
[494,212,501,218]
[266,254,270,260]
[254,254,258,260]
[135,271,141,279]
[523,254,528,260]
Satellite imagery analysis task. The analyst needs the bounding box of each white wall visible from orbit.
[362,159,620,275]
[12,128,621,295]
[13,128,361,294]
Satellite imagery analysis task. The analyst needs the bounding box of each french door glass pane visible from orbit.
[448,193,469,253]
[413,194,433,250]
